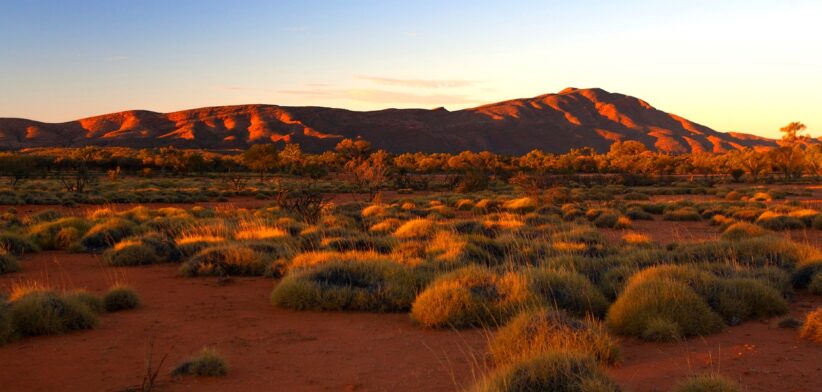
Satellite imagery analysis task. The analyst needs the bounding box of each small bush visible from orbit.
[103,240,160,266]
[410,266,533,328]
[9,290,99,336]
[710,278,788,325]
[640,317,682,341]
[674,374,741,392]
[721,221,767,241]
[663,207,701,221]
[490,310,620,367]
[103,285,141,312]
[181,244,269,277]
[756,211,804,231]
[0,232,39,255]
[606,280,725,340]
[502,197,537,214]
[800,307,822,344]
[270,260,421,312]
[393,218,436,239]
[0,251,20,274]
[792,260,822,288]
[172,347,228,377]
[472,351,620,392]
[527,269,609,317]
[79,218,136,251]
[64,290,105,314]
[593,213,620,228]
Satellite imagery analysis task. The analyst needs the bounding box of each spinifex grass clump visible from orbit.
[0,231,39,255]
[800,307,822,344]
[0,251,20,274]
[103,285,141,312]
[180,243,271,277]
[410,265,533,328]
[673,374,742,392]
[472,351,620,392]
[490,310,620,367]
[7,289,99,337]
[526,268,609,318]
[271,260,421,312]
[172,347,228,377]
[80,218,137,252]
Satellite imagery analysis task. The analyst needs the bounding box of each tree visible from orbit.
[770,122,810,180]
[279,143,303,173]
[344,150,391,200]
[735,148,769,182]
[242,144,279,181]
[335,138,372,162]
[56,147,102,193]
[0,153,41,187]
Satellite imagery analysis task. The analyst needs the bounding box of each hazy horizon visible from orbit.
[2,0,821,139]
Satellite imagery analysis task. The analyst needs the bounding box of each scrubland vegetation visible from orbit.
[1,130,822,390]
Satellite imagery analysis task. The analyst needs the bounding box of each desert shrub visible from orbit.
[721,221,766,241]
[322,234,395,254]
[455,199,474,211]
[670,237,816,269]
[472,351,620,392]
[674,374,741,392]
[623,192,649,201]
[709,278,788,325]
[809,274,822,295]
[799,307,822,344]
[756,211,804,231]
[27,217,91,249]
[393,218,436,239]
[80,218,136,251]
[788,209,820,227]
[640,317,682,341]
[410,266,534,328]
[606,280,724,340]
[724,191,743,201]
[288,250,392,271]
[103,240,160,266]
[663,207,701,221]
[0,232,39,255]
[621,232,652,246]
[0,251,20,274]
[172,347,228,377]
[369,218,401,233]
[490,310,619,367]
[23,209,63,225]
[103,285,141,312]
[502,197,537,214]
[270,260,421,312]
[527,269,609,317]
[180,244,269,277]
[813,214,822,230]
[64,290,104,314]
[792,260,822,288]
[0,303,12,344]
[361,204,388,218]
[9,290,99,336]
[593,213,620,228]
[625,207,653,220]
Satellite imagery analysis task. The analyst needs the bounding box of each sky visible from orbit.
[1,0,820,139]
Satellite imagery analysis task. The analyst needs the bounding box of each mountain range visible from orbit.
[0,87,777,154]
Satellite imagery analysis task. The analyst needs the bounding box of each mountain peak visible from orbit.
[0,90,774,153]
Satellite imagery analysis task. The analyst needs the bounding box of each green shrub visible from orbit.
[800,307,822,344]
[527,269,609,317]
[172,347,228,377]
[103,240,160,266]
[710,278,788,325]
[411,266,533,328]
[64,290,105,314]
[393,218,437,239]
[606,280,724,340]
[756,211,804,231]
[674,374,741,392]
[502,197,538,214]
[472,351,620,392]
[793,260,822,288]
[180,244,269,277]
[0,232,39,255]
[490,310,619,367]
[663,207,701,221]
[721,222,766,241]
[270,260,421,312]
[103,285,141,312]
[80,218,136,251]
[593,213,620,228]
[0,251,20,274]
[640,317,682,341]
[9,290,98,336]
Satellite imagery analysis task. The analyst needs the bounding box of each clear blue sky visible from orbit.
[1,0,820,138]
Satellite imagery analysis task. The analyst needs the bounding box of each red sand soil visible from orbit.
[0,252,488,392]
[2,252,821,392]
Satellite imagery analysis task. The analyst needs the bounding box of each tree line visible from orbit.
[0,122,818,192]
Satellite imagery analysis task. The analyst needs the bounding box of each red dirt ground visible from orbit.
[2,252,820,392]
